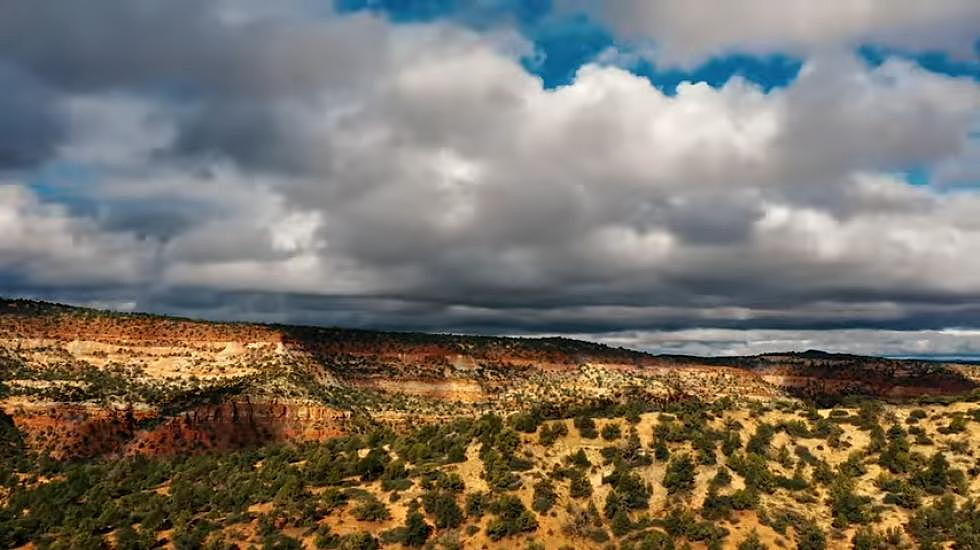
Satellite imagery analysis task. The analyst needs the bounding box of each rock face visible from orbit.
[3,397,351,460]
[2,299,977,459]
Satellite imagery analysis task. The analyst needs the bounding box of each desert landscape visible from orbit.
[3,299,980,549]
[3,1,979,548]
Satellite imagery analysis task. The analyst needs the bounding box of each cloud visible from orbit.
[0,63,64,168]
[587,327,980,358]
[579,0,980,66]
[0,184,151,287]
[0,2,979,356]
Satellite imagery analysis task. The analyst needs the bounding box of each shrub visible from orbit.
[313,526,340,549]
[486,495,539,540]
[907,409,928,424]
[402,509,432,547]
[796,522,827,550]
[746,423,776,456]
[381,477,412,492]
[532,479,558,514]
[574,416,598,439]
[913,452,966,495]
[465,492,491,518]
[421,491,463,529]
[610,508,634,537]
[337,533,380,550]
[938,416,967,435]
[907,494,959,547]
[260,532,303,550]
[567,449,590,468]
[700,487,732,520]
[512,411,542,434]
[663,454,696,494]
[881,479,921,509]
[737,530,766,550]
[601,423,622,441]
[603,470,651,521]
[351,495,391,522]
[539,422,569,446]
[878,426,912,474]
[722,431,742,456]
[729,453,776,493]
[568,471,593,499]
[710,468,732,488]
[851,527,888,550]
[828,477,874,528]
[322,487,349,511]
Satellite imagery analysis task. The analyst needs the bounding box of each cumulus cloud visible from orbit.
[0,184,151,287]
[0,2,979,356]
[580,0,980,65]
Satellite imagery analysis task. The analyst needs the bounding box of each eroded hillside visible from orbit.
[5,395,980,549]
[1,299,978,460]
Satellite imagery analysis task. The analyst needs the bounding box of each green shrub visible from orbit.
[938,416,967,435]
[828,477,874,528]
[574,416,598,439]
[796,522,826,550]
[663,453,696,494]
[913,452,966,495]
[746,423,776,456]
[851,527,888,550]
[486,495,538,540]
[610,508,633,537]
[465,491,491,518]
[421,491,463,529]
[356,448,390,482]
[737,530,766,550]
[567,449,590,468]
[351,495,391,522]
[402,509,432,547]
[710,468,732,488]
[512,411,542,434]
[603,469,651,518]
[907,409,928,424]
[539,422,569,446]
[601,423,622,441]
[532,479,558,514]
[337,533,380,550]
[568,471,593,499]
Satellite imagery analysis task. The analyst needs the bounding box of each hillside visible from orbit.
[4,299,980,549]
[2,298,978,460]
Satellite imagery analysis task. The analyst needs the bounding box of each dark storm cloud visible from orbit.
[0,1,383,96]
[0,63,63,168]
[0,0,389,172]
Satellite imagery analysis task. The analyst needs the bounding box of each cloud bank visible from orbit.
[0,1,978,356]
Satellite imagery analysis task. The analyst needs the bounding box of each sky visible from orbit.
[1,1,980,357]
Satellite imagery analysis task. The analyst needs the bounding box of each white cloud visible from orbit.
[588,328,980,358]
[0,184,151,286]
[580,0,980,65]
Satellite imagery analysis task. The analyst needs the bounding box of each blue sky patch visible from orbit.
[860,44,980,81]
[335,0,803,92]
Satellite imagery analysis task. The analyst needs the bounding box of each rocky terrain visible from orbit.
[5,299,980,549]
[2,298,978,461]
